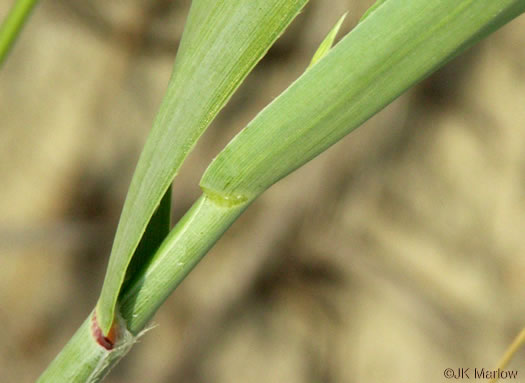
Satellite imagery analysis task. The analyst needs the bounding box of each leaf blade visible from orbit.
[201,0,525,200]
[0,0,39,67]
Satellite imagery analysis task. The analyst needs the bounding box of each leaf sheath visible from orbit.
[96,0,308,334]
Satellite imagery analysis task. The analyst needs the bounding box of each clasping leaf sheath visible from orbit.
[96,0,308,334]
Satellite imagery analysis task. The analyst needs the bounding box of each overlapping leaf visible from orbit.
[200,0,525,201]
[96,0,308,334]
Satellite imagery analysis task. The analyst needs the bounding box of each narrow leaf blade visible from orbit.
[0,0,39,67]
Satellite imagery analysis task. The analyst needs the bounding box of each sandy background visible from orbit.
[2,0,525,382]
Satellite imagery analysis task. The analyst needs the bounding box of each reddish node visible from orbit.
[91,311,117,350]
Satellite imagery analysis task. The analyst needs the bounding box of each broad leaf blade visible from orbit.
[96,0,308,333]
[201,0,525,201]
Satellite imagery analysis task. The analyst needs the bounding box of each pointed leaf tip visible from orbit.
[359,0,388,23]
[308,12,347,68]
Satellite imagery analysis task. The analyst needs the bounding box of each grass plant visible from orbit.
[2,0,525,381]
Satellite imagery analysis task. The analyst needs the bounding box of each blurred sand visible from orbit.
[1,1,525,382]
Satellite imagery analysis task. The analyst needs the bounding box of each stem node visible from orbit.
[91,312,117,351]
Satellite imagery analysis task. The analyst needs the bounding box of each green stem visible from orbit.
[36,311,135,383]
[0,0,39,67]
